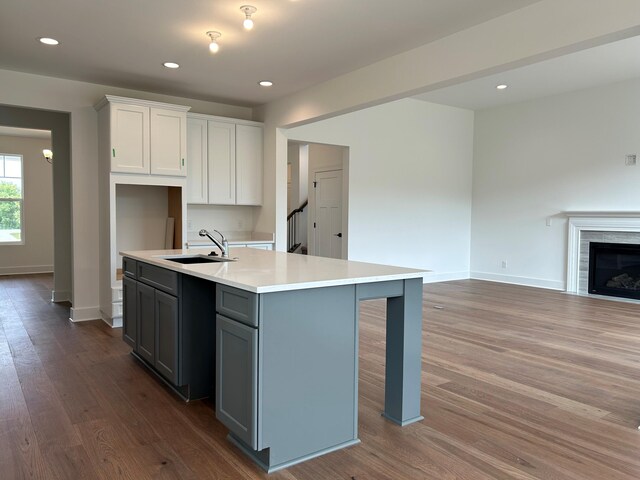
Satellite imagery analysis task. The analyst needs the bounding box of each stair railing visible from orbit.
[287,200,308,253]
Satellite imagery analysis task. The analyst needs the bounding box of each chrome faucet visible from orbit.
[199,229,229,258]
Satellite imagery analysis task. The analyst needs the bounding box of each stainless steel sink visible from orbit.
[158,255,235,264]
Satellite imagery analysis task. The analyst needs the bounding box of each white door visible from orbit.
[207,121,236,205]
[313,170,343,259]
[236,124,263,206]
[150,108,187,176]
[111,104,149,174]
[186,117,208,204]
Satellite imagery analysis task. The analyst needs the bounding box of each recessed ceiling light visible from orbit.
[163,62,180,69]
[496,84,508,90]
[259,80,273,87]
[39,37,59,46]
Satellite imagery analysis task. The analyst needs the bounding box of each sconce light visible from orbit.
[207,31,221,54]
[43,149,53,164]
[240,5,257,30]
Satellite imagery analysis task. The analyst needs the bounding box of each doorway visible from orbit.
[286,141,348,259]
[0,105,72,304]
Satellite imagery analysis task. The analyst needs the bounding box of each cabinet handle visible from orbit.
[112,148,116,157]
[182,158,185,166]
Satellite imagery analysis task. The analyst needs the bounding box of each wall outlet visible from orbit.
[625,154,637,166]
[501,260,508,269]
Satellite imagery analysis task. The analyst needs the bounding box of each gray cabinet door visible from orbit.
[122,276,137,348]
[155,290,179,384]
[216,314,258,450]
[137,282,155,364]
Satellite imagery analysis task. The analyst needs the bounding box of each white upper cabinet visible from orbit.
[208,121,236,205]
[236,124,263,206]
[96,96,190,177]
[111,103,149,174]
[150,108,187,176]
[186,118,208,204]
[186,114,263,206]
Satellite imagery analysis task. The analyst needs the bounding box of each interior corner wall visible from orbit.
[0,135,53,274]
[470,78,640,290]
[287,98,474,281]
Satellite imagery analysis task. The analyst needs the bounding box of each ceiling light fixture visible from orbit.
[207,31,221,54]
[43,149,53,164]
[240,5,257,30]
[496,84,508,90]
[39,37,59,46]
[258,80,273,87]
[163,62,180,69]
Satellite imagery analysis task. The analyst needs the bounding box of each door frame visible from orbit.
[0,104,72,304]
[308,158,348,259]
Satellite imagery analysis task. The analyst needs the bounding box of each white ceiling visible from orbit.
[414,34,640,111]
[0,0,540,107]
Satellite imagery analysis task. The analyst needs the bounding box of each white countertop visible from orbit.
[120,248,426,293]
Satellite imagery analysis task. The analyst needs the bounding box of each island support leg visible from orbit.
[383,278,424,426]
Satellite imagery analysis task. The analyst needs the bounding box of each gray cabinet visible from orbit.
[137,282,156,365]
[216,314,258,449]
[215,284,361,472]
[215,284,259,448]
[122,257,216,401]
[122,276,137,347]
[155,290,179,384]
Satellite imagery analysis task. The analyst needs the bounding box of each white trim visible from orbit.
[566,215,640,293]
[422,271,470,283]
[187,112,263,127]
[95,95,191,112]
[471,271,565,291]
[70,306,101,322]
[99,311,123,329]
[0,265,53,275]
[51,289,71,302]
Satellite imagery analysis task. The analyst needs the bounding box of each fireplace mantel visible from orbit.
[565,212,640,294]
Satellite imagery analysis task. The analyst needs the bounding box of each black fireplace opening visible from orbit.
[588,242,640,300]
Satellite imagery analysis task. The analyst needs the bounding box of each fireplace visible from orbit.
[588,242,640,300]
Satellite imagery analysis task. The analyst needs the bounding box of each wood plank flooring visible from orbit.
[1,275,639,479]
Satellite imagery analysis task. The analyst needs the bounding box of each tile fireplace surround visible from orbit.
[566,213,640,295]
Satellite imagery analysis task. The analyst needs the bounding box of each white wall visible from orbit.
[255,0,640,250]
[0,134,53,274]
[0,68,252,319]
[287,144,300,214]
[471,78,640,290]
[186,204,255,239]
[116,185,168,265]
[288,98,474,280]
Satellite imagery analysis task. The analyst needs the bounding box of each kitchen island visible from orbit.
[120,247,425,472]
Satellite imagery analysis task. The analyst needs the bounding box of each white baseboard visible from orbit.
[69,306,101,323]
[470,271,565,291]
[422,271,470,283]
[52,290,72,303]
[100,311,123,329]
[0,265,53,276]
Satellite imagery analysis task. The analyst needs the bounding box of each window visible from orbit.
[0,154,23,244]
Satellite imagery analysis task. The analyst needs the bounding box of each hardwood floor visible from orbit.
[1,275,639,479]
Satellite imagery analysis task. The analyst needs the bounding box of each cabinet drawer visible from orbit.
[137,262,179,296]
[122,257,137,278]
[216,284,258,327]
